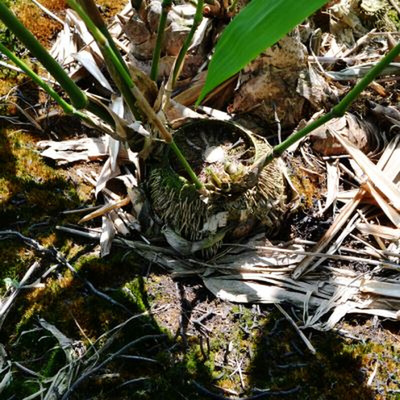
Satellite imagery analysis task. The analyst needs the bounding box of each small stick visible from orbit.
[275,304,316,355]
[61,334,166,399]
[31,0,64,25]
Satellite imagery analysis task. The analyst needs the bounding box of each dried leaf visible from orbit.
[37,137,108,164]
[321,161,339,214]
[332,130,400,210]
[357,222,400,240]
[100,216,115,257]
[74,50,113,92]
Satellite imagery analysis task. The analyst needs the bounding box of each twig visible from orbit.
[30,0,64,25]
[275,304,316,355]
[0,261,41,329]
[61,334,166,399]
[0,230,133,315]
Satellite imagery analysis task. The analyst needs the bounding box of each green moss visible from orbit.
[387,9,400,29]
[0,128,90,229]
[0,242,35,295]
[123,277,149,312]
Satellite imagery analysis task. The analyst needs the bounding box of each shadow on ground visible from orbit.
[0,237,383,400]
[0,83,392,400]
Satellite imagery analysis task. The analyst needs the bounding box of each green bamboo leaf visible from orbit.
[197,0,328,104]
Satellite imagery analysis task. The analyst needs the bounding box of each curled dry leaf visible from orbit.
[309,112,378,156]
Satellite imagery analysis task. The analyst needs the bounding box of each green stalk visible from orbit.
[150,0,172,81]
[170,140,203,190]
[0,42,92,123]
[68,0,203,189]
[172,0,204,87]
[0,1,88,110]
[86,100,116,127]
[78,0,129,75]
[254,41,400,173]
[70,0,141,120]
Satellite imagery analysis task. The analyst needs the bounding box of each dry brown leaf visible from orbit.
[310,114,376,156]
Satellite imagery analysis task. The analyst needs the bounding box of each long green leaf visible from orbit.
[197,0,328,104]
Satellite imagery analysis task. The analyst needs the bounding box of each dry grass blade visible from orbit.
[275,303,316,354]
[292,189,365,279]
[360,279,400,299]
[321,160,339,214]
[332,129,400,210]
[100,216,115,257]
[363,180,400,227]
[357,222,400,240]
[0,261,40,329]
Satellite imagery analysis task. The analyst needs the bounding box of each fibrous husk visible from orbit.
[149,120,289,258]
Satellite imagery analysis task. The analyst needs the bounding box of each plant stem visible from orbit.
[255,41,400,172]
[150,0,172,81]
[86,100,116,127]
[71,0,141,120]
[172,0,204,87]
[68,0,203,189]
[78,0,129,75]
[0,42,92,122]
[170,140,203,190]
[0,1,88,110]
